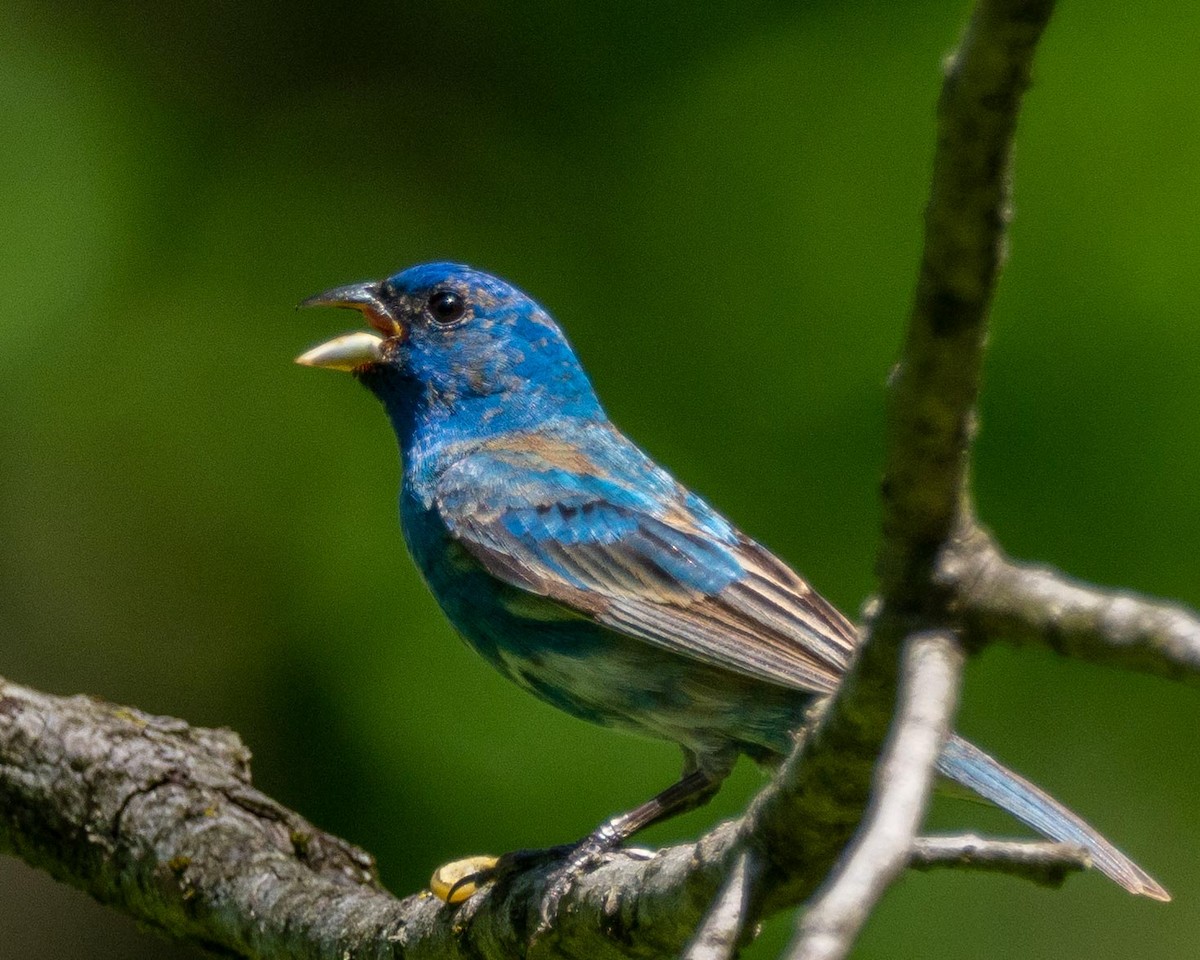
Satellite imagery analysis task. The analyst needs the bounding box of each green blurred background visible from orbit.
[2,0,1197,956]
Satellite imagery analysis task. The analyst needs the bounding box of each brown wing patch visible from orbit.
[476,432,612,476]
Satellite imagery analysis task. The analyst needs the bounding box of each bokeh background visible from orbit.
[2,0,1198,957]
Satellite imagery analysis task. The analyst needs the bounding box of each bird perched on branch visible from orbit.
[297,262,1167,905]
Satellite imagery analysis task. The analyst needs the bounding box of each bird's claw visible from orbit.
[535,832,626,932]
[432,844,575,905]
[431,831,637,932]
[431,855,502,904]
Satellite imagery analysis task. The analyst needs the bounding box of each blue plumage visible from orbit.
[298,262,1167,900]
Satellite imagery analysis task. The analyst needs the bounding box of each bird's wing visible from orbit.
[434,430,855,695]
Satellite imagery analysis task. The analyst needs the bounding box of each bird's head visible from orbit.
[297,263,603,437]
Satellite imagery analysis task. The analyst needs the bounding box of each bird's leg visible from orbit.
[441,764,724,909]
[533,766,723,928]
[578,767,721,853]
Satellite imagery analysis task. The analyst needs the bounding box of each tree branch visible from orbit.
[746,0,1056,941]
[0,675,765,959]
[682,848,762,960]
[2,671,1104,960]
[909,835,1090,888]
[776,0,1197,952]
[8,673,1056,960]
[786,632,963,960]
[877,0,1056,602]
[942,529,1200,682]
[1,677,398,959]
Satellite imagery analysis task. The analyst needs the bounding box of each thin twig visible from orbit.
[745,0,1060,931]
[683,849,763,960]
[729,4,1071,934]
[942,531,1200,682]
[910,834,1090,888]
[877,0,1056,601]
[785,633,964,960]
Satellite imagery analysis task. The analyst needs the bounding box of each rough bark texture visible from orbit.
[0,676,909,959]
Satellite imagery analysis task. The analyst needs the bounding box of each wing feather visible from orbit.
[435,434,856,695]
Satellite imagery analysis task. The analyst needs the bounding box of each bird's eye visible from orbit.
[427,290,467,325]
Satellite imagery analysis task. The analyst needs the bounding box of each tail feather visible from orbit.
[937,734,1170,901]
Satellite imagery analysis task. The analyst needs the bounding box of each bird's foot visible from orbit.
[431,831,654,932]
[534,833,618,931]
[533,829,654,933]
[432,845,571,904]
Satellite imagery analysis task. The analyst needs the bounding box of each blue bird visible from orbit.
[297,262,1167,902]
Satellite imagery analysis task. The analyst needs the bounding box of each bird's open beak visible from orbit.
[295,280,403,372]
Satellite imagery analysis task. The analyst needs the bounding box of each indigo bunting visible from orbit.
[297,262,1166,902]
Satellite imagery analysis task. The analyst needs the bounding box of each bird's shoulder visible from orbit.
[434,421,720,526]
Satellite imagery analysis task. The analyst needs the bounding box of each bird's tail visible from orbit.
[936,733,1170,901]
